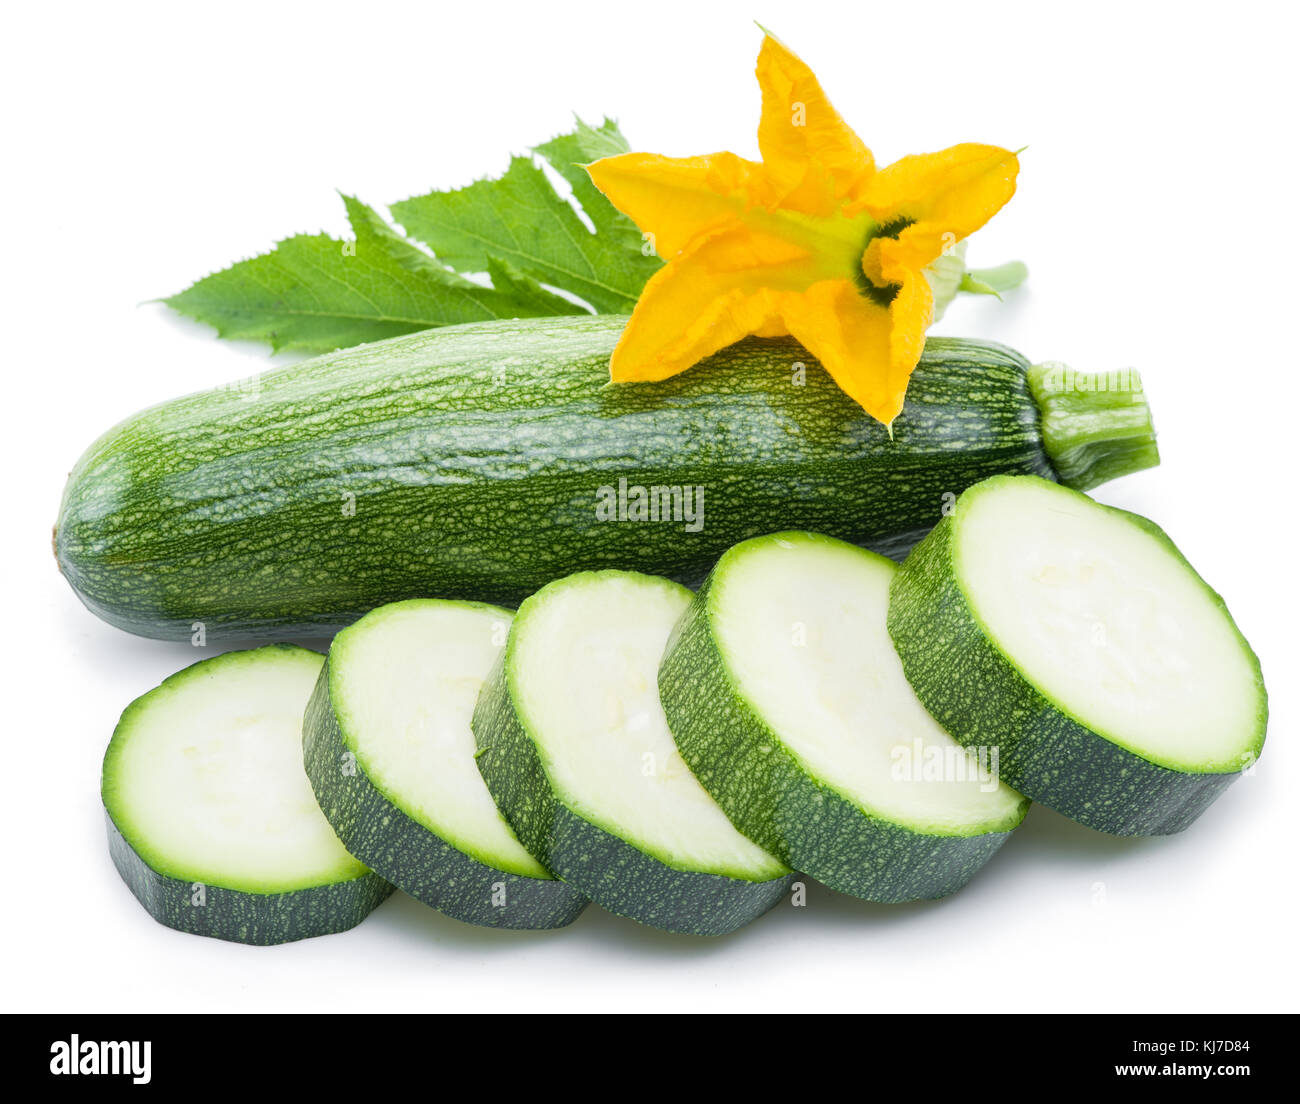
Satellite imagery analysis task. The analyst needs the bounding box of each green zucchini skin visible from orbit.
[56,315,1113,642]
[658,570,1024,902]
[886,501,1265,836]
[471,651,796,937]
[302,659,588,930]
[106,812,393,946]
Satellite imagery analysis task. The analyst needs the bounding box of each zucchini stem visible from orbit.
[1028,362,1159,491]
[960,260,1029,297]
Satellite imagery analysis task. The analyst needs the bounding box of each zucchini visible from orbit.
[302,599,587,929]
[55,316,1158,642]
[102,645,392,944]
[887,475,1267,835]
[659,531,1028,901]
[471,570,794,936]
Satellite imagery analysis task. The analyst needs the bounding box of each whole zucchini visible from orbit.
[55,315,1158,642]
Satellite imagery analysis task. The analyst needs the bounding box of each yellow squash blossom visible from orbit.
[586,31,1020,427]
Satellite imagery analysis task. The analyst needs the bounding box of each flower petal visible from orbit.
[755,32,875,215]
[586,151,773,259]
[778,277,931,426]
[888,272,934,398]
[609,225,807,382]
[590,39,1018,424]
[853,144,1020,265]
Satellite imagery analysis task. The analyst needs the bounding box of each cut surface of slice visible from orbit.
[660,531,1027,902]
[888,474,1267,835]
[303,599,586,929]
[102,645,392,944]
[473,570,793,936]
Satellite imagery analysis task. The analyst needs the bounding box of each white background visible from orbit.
[3,0,1295,1013]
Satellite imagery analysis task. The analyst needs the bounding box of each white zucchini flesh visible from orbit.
[514,573,785,879]
[329,601,548,877]
[711,535,1026,834]
[954,477,1262,771]
[104,646,367,892]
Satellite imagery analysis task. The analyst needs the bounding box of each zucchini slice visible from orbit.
[303,600,587,929]
[102,645,392,944]
[472,571,794,936]
[887,475,1268,835]
[659,532,1029,902]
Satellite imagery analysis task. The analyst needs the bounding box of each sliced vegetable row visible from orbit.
[101,476,1266,944]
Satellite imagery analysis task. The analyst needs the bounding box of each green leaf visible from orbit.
[535,117,658,270]
[485,256,585,315]
[164,194,584,354]
[339,191,466,281]
[391,117,661,313]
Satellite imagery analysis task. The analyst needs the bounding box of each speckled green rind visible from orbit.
[886,496,1267,836]
[657,572,1025,903]
[105,810,392,945]
[55,315,1154,642]
[302,658,587,930]
[471,653,795,937]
